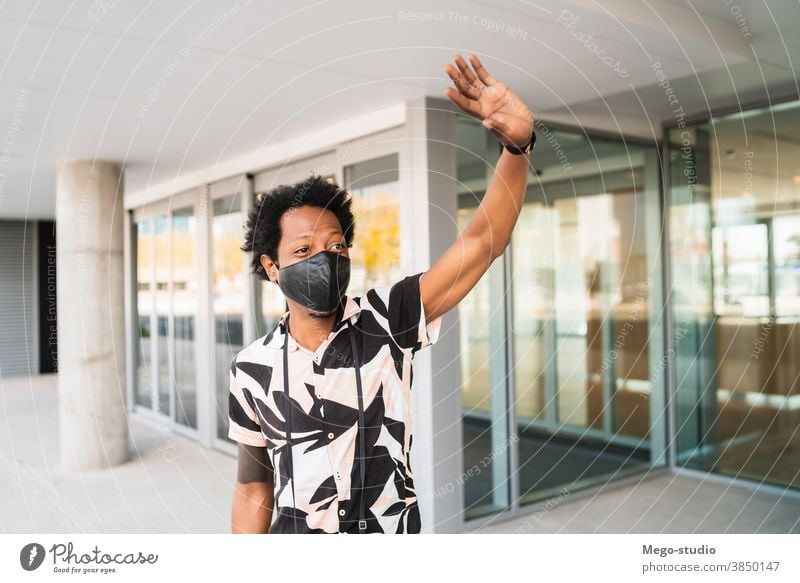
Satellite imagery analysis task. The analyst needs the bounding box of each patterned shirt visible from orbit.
[227,271,442,534]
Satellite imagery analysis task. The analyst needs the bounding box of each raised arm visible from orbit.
[420,53,533,324]
[231,443,275,534]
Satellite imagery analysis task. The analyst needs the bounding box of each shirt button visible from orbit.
[339,509,346,516]
[327,432,334,439]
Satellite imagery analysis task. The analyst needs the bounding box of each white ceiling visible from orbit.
[0,0,797,219]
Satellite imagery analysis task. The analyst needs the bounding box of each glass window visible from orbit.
[344,154,401,294]
[213,193,245,442]
[255,186,289,338]
[154,215,170,416]
[173,206,197,429]
[135,219,153,409]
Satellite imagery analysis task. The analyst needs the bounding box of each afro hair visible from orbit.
[240,173,356,281]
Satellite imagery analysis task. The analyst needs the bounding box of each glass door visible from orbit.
[669,99,800,491]
[456,117,665,519]
[513,186,658,505]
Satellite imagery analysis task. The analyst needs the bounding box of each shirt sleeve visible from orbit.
[382,271,443,353]
[227,356,268,447]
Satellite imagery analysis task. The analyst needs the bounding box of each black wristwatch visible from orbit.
[499,129,536,155]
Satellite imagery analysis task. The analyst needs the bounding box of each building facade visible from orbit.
[117,93,800,532]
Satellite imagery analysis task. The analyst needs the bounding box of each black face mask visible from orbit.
[275,250,351,314]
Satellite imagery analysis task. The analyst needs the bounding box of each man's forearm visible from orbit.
[232,443,275,534]
[232,480,273,533]
[462,148,530,258]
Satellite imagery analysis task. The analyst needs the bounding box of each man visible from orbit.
[228,53,534,534]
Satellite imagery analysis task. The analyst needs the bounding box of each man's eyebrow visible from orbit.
[287,228,343,243]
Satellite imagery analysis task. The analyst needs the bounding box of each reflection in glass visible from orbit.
[774,216,800,316]
[213,193,245,441]
[712,224,769,316]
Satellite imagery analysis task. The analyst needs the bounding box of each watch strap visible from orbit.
[499,129,536,155]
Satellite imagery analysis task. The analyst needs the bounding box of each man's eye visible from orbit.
[332,242,345,250]
[295,247,309,254]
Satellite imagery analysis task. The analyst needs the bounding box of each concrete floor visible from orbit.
[2,373,799,534]
[466,468,800,533]
[0,373,236,533]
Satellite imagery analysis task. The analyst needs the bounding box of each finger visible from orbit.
[454,53,484,89]
[445,63,481,100]
[469,54,497,86]
[444,87,482,118]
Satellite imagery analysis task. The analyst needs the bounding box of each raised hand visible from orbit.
[444,53,534,150]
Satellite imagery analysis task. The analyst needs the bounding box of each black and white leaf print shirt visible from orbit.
[228,271,442,534]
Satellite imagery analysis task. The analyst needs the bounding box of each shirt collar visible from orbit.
[264,295,361,351]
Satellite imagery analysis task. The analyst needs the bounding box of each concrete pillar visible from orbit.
[56,160,128,470]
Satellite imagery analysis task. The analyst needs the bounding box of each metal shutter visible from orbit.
[0,220,37,377]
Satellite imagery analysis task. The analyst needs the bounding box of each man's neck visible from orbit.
[286,302,343,353]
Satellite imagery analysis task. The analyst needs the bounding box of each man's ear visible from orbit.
[260,254,279,283]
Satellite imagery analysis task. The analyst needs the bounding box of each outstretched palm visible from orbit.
[444,53,534,149]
